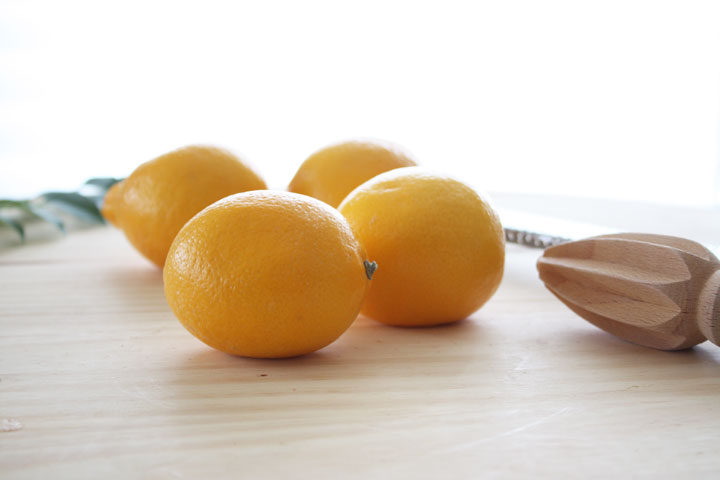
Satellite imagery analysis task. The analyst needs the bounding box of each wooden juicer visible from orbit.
[506,226,720,350]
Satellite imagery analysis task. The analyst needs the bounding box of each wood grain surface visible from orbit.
[2,219,720,479]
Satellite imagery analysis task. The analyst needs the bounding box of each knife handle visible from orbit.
[504,228,568,249]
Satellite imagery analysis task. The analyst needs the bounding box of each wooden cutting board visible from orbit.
[2,210,719,479]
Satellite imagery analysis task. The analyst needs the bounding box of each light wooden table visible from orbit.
[2,197,719,479]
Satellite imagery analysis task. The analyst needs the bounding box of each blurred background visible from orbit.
[1,0,719,206]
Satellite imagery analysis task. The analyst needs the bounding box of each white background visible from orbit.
[1,0,719,206]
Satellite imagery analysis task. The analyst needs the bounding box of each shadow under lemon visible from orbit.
[171,315,487,371]
[159,315,491,413]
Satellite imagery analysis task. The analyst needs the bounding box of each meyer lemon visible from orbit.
[288,140,417,208]
[102,145,266,267]
[339,167,505,326]
[163,190,375,358]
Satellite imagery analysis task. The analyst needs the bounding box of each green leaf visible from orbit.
[0,199,27,209]
[0,199,66,235]
[85,177,122,192]
[0,215,25,241]
[27,205,66,234]
[39,192,105,224]
[0,176,121,246]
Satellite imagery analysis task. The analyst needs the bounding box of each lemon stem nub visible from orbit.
[364,260,378,280]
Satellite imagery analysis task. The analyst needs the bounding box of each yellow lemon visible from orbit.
[339,167,505,326]
[102,145,266,267]
[163,191,375,358]
[288,140,417,208]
